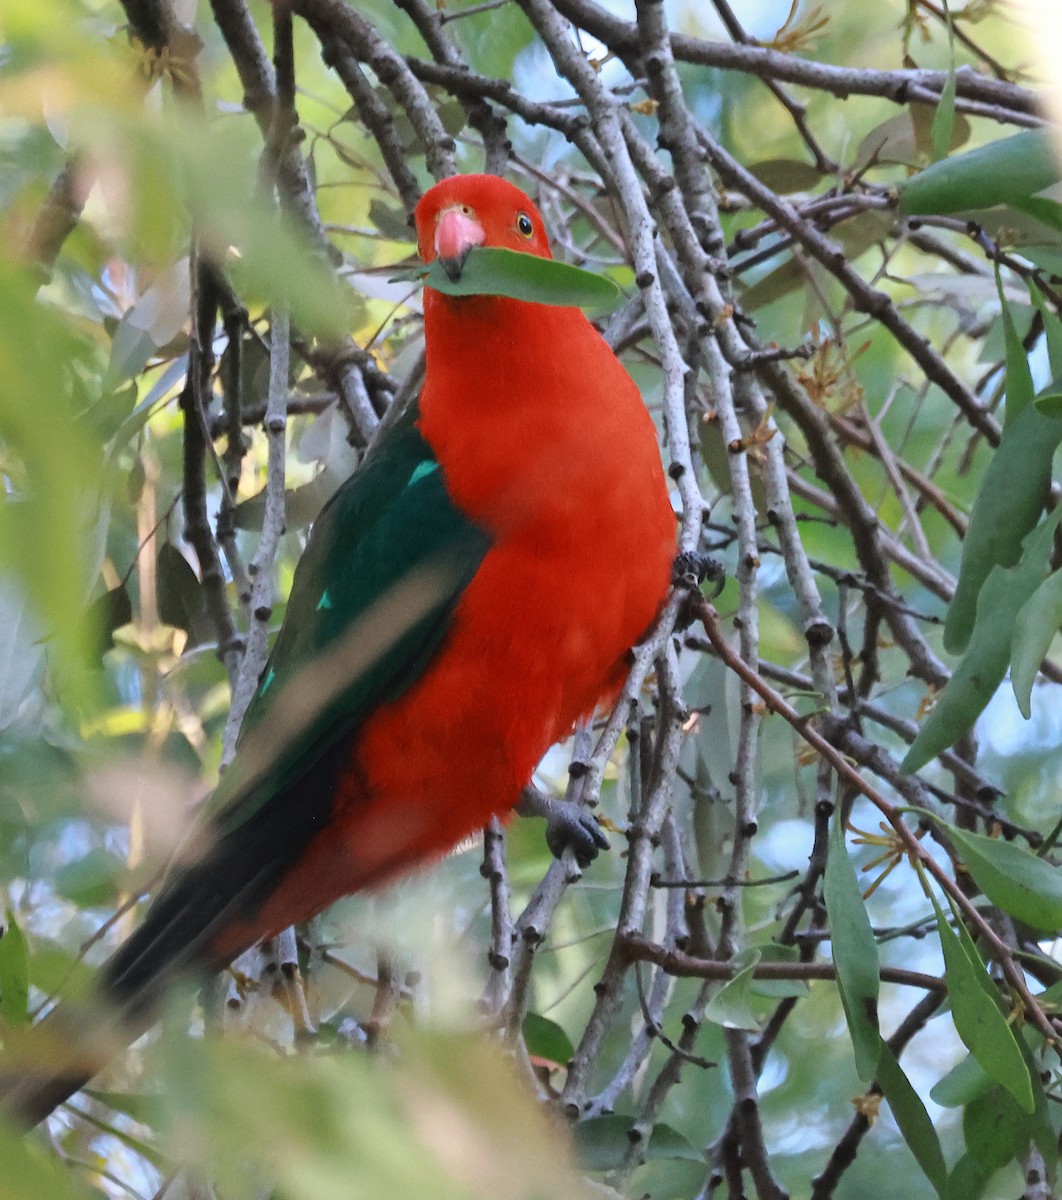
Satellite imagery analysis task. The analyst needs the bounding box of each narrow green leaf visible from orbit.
[824,816,881,1081]
[876,1043,947,1196]
[522,1012,574,1066]
[898,129,1061,216]
[0,911,29,1026]
[931,895,1034,1112]
[424,246,624,313]
[996,268,1034,426]
[704,952,762,1031]
[1012,566,1062,717]
[1028,279,1062,380]
[946,825,1062,931]
[908,511,1062,771]
[943,410,1062,655]
[929,6,956,165]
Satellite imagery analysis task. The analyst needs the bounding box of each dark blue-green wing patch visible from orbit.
[101,401,489,1007]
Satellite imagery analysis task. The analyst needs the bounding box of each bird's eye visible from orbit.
[516,212,534,238]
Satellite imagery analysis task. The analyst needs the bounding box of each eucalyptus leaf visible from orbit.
[898,129,1061,216]
[876,1043,947,1196]
[944,408,1062,656]
[0,911,29,1026]
[424,246,623,313]
[946,825,1062,931]
[824,815,881,1081]
[704,952,762,1031]
[931,895,1033,1113]
[1011,566,1062,716]
[906,510,1062,772]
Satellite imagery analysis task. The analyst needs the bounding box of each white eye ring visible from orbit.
[517,212,534,238]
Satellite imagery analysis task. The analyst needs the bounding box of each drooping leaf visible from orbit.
[996,268,1034,427]
[898,129,1061,216]
[946,824,1062,931]
[929,7,956,165]
[876,1043,947,1197]
[746,944,809,1000]
[1011,567,1062,717]
[82,583,133,668]
[423,246,623,313]
[906,511,1062,772]
[944,410,1062,655]
[704,952,762,1031]
[157,541,211,648]
[824,815,881,1081]
[0,911,30,1026]
[931,894,1033,1112]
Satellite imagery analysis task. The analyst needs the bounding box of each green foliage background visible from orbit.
[2,2,1062,1199]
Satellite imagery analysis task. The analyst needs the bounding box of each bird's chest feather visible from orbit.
[333,299,674,885]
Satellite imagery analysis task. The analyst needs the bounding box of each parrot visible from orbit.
[1,173,676,1128]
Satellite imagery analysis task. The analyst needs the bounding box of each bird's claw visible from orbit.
[517,785,610,868]
[672,550,725,597]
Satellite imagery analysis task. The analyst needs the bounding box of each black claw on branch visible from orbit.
[672,550,726,597]
[516,785,611,868]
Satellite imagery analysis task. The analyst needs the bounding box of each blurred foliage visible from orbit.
[2,1,1062,1199]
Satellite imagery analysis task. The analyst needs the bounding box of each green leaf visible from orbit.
[929,6,957,165]
[1011,566,1062,716]
[0,911,29,1026]
[423,246,624,313]
[0,1121,98,1200]
[571,1116,701,1172]
[962,1085,1031,1171]
[746,944,809,999]
[930,894,1034,1112]
[876,1043,947,1196]
[943,411,1062,655]
[1033,391,1062,417]
[907,511,1062,772]
[157,542,211,648]
[943,1152,992,1200]
[745,158,824,193]
[522,1012,573,1066]
[1029,279,1062,380]
[704,952,762,1031]
[81,584,133,668]
[930,1052,992,1108]
[898,129,1061,216]
[53,848,128,908]
[996,268,1034,426]
[946,825,1062,931]
[823,815,881,1081]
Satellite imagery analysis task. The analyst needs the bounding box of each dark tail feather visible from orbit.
[0,740,347,1130]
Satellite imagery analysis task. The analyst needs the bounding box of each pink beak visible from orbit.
[434,207,485,281]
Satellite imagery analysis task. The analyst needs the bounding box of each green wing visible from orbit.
[214,399,491,831]
[101,402,490,1006]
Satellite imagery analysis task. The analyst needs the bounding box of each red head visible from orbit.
[414,175,552,281]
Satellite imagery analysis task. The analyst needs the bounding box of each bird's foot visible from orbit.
[517,784,610,868]
[672,550,725,597]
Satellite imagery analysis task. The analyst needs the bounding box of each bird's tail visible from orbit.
[1,738,350,1130]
